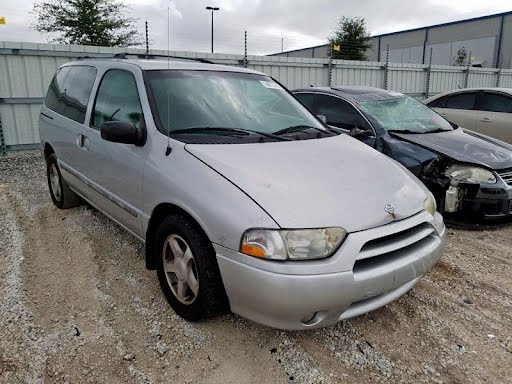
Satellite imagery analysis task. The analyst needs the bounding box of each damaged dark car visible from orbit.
[293,86,512,224]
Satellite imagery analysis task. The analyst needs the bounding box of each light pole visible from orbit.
[206,6,219,53]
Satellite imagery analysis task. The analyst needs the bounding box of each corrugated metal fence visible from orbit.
[1,41,512,152]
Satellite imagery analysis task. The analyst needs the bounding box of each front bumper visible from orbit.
[445,181,512,221]
[215,211,446,330]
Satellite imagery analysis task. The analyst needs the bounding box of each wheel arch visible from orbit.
[43,142,55,163]
[145,202,214,270]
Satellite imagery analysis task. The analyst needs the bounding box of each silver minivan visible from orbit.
[39,57,446,330]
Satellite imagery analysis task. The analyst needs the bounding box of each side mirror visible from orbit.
[349,127,369,139]
[317,114,327,124]
[101,121,138,145]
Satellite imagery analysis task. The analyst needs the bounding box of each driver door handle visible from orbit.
[480,117,492,122]
[77,134,90,150]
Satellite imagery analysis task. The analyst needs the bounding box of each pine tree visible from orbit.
[328,16,373,61]
[454,46,468,66]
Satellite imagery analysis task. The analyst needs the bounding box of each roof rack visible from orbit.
[77,52,215,64]
[77,53,214,64]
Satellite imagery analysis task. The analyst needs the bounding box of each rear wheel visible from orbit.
[155,214,228,321]
[47,154,80,209]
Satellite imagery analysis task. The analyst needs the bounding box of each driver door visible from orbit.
[77,68,150,237]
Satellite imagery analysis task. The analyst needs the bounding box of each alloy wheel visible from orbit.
[162,234,199,305]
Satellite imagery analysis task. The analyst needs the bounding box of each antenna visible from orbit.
[165,3,172,156]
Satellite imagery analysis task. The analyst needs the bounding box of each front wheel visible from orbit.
[155,214,228,321]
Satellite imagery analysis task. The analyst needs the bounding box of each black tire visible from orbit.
[155,214,229,321]
[47,154,80,209]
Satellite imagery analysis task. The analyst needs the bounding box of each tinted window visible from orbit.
[477,93,512,113]
[61,66,97,123]
[426,96,447,108]
[44,66,71,115]
[445,93,476,110]
[44,66,97,123]
[295,93,315,110]
[92,70,142,129]
[314,94,371,131]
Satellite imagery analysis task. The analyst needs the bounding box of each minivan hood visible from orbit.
[392,128,512,170]
[185,135,426,233]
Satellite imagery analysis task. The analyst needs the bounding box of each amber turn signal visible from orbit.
[241,244,266,258]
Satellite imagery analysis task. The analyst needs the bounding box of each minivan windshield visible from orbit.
[359,96,453,134]
[146,70,326,137]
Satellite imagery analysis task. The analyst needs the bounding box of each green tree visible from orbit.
[454,46,468,66]
[328,16,373,61]
[32,0,142,47]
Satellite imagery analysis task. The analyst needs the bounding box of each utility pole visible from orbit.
[281,37,284,53]
[145,21,149,56]
[206,6,220,53]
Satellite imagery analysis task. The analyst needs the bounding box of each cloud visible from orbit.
[0,0,511,54]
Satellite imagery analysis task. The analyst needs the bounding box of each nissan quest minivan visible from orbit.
[39,56,446,330]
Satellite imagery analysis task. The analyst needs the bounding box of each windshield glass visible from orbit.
[146,70,324,135]
[359,97,453,133]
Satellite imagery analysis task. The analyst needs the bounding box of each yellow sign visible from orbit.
[0,17,6,25]
[333,44,341,52]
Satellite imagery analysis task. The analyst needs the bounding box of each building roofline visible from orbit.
[374,9,512,38]
[268,9,512,56]
[267,43,328,56]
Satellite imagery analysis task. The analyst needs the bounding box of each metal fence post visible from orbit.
[244,30,248,68]
[384,45,389,90]
[0,113,6,156]
[425,48,433,98]
[496,56,503,87]
[464,52,472,88]
[328,45,333,87]
[145,21,149,56]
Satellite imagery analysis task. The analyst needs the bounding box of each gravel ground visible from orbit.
[0,150,511,384]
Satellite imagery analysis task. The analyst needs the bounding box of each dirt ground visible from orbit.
[0,150,511,384]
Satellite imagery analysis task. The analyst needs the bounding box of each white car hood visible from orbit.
[185,135,426,233]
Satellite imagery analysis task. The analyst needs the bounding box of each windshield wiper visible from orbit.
[422,128,452,134]
[171,127,292,141]
[273,125,333,136]
[387,129,419,134]
[388,128,451,135]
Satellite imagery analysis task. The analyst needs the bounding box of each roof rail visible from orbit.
[113,52,214,64]
[77,53,214,64]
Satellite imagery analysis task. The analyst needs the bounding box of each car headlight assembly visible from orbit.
[445,165,496,184]
[240,227,347,260]
[423,193,437,216]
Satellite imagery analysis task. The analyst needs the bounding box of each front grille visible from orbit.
[497,168,512,186]
[354,223,434,273]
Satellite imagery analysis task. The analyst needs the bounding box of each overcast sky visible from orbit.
[1,0,511,55]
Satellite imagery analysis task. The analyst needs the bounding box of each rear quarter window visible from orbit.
[44,65,97,123]
[44,66,71,114]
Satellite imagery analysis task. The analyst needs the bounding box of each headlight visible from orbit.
[240,227,347,260]
[445,165,496,184]
[424,194,437,216]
